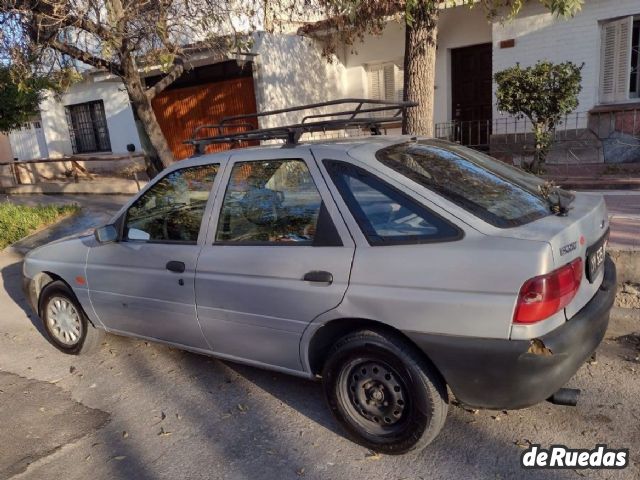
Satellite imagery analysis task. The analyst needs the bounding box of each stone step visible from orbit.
[547,177,640,190]
[1,178,146,195]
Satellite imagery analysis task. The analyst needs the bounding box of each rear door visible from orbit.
[195,148,354,372]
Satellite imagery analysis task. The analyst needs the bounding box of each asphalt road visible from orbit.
[0,193,639,479]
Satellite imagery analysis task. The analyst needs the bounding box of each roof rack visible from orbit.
[185,98,417,154]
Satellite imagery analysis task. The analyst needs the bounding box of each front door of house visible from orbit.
[451,43,492,147]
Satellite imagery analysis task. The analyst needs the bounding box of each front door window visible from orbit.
[124,164,219,243]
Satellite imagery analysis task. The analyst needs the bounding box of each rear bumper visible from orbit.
[405,255,617,410]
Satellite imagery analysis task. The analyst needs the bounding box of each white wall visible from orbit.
[252,32,346,129]
[492,0,640,127]
[40,76,142,157]
[341,6,492,125]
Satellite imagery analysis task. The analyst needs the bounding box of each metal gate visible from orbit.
[8,121,49,160]
[65,100,112,154]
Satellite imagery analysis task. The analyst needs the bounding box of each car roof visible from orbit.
[172,134,443,170]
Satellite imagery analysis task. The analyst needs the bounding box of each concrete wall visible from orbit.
[0,134,12,162]
[39,76,142,158]
[8,156,148,186]
[492,0,640,129]
[0,134,15,188]
[341,6,492,125]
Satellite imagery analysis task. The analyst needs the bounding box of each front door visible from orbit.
[451,43,493,146]
[195,149,355,372]
[86,163,221,350]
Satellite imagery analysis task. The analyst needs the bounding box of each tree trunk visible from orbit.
[129,92,175,172]
[121,55,175,172]
[402,2,439,136]
[531,123,552,174]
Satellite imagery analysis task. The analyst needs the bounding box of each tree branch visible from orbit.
[145,58,184,100]
[65,12,113,39]
[48,38,123,76]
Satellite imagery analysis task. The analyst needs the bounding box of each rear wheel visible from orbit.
[322,329,448,454]
[39,280,103,355]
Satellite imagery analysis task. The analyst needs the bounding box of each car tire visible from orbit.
[322,329,448,454]
[39,280,104,355]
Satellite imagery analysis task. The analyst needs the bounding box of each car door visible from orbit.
[86,162,223,350]
[195,148,355,372]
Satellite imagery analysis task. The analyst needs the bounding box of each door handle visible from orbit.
[166,261,185,273]
[303,270,333,284]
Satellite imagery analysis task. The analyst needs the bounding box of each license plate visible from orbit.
[586,230,609,283]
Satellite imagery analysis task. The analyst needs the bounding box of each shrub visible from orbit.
[495,60,583,173]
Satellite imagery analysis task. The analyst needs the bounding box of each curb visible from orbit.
[1,180,146,196]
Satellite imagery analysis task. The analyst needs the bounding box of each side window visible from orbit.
[215,159,337,245]
[124,164,219,243]
[325,161,462,245]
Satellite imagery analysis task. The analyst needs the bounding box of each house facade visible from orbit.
[5,31,343,165]
[6,0,640,167]
[303,0,640,164]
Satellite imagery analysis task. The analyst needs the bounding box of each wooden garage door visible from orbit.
[152,77,257,160]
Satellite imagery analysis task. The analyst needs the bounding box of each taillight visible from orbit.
[514,258,583,324]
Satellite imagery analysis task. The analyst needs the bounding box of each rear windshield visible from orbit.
[375,141,552,228]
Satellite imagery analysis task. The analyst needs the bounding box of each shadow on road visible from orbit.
[0,258,45,336]
[82,330,573,479]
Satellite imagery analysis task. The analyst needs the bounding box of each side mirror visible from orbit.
[126,228,151,242]
[94,224,118,244]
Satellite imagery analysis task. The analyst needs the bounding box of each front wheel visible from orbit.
[39,280,104,355]
[322,329,448,454]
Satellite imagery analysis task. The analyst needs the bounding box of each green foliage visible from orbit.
[540,0,583,17]
[0,67,52,133]
[495,60,583,172]
[0,202,80,249]
[464,0,583,19]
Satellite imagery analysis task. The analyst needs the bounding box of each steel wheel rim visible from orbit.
[338,358,410,435]
[46,296,82,346]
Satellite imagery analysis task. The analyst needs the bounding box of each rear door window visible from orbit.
[376,142,551,228]
[215,159,342,246]
[325,160,462,245]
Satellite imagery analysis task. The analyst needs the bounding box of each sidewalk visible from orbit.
[598,191,640,251]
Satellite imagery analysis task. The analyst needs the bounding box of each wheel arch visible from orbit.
[35,272,98,327]
[305,318,445,384]
[33,271,62,314]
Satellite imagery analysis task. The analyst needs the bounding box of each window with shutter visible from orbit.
[367,65,384,101]
[367,62,404,103]
[599,16,635,104]
[395,65,405,101]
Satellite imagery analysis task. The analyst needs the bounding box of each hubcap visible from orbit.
[46,296,82,346]
[344,360,407,430]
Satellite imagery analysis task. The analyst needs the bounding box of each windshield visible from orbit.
[376,141,552,228]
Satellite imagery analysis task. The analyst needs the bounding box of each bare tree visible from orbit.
[0,0,289,170]
[307,0,584,136]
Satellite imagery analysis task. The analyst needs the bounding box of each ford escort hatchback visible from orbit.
[22,103,616,454]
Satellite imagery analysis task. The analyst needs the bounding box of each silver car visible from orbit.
[22,136,616,454]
